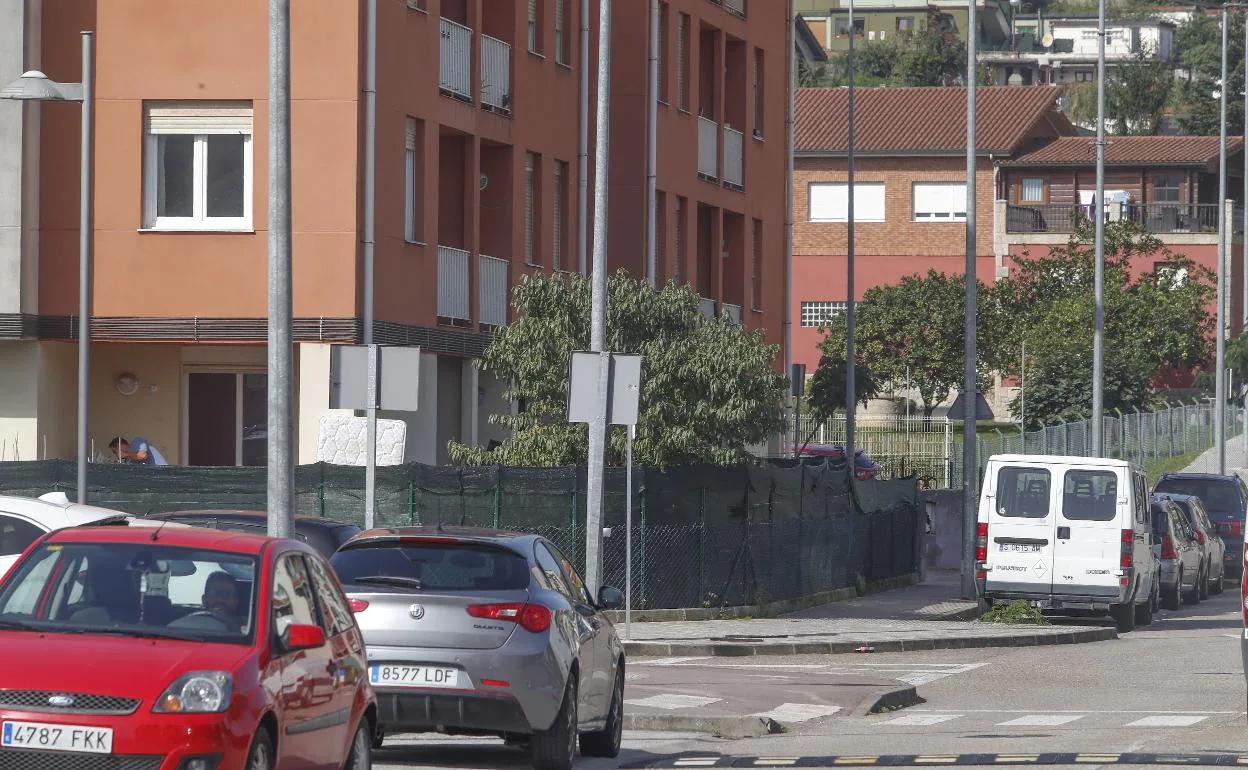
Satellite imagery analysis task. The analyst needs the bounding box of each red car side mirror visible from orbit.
[284,623,326,651]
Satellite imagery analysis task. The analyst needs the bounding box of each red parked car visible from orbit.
[0,523,376,769]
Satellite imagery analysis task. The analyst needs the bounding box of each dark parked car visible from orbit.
[145,509,361,558]
[1153,473,1248,578]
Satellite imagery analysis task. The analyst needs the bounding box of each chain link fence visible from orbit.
[0,458,921,610]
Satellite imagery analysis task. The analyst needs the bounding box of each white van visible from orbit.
[976,454,1159,632]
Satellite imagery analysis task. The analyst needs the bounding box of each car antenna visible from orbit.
[150,518,170,542]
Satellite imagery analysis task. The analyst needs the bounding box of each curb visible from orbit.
[860,685,924,717]
[623,626,1117,657]
[623,714,781,739]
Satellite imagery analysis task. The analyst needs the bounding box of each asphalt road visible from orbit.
[374,586,1248,769]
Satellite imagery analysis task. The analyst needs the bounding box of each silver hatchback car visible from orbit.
[332,526,626,770]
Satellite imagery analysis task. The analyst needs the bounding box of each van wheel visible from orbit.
[1111,601,1136,632]
[1184,568,1202,605]
[1133,592,1153,626]
[1211,565,1225,595]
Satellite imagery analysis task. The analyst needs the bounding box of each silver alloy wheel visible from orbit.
[348,723,372,770]
[249,740,271,770]
[609,673,623,752]
[565,683,578,763]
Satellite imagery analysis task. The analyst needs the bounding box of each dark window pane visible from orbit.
[157,135,194,218]
[331,543,529,592]
[241,373,267,466]
[996,467,1051,518]
[1062,470,1118,522]
[206,134,245,218]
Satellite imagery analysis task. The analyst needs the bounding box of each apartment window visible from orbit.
[800,301,846,328]
[525,152,540,265]
[677,13,691,111]
[912,182,967,222]
[1020,177,1045,203]
[751,218,763,310]
[752,48,765,138]
[808,182,885,223]
[528,0,543,55]
[656,191,668,279]
[658,3,670,103]
[1154,173,1182,202]
[404,118,422,242]
[835,18,865,37]
[896,16,915,32]
[1075,71,1094,82]
[675,195,687,282]
[144,102,253,231]
[553,160,567,270]
[555,0,568,64]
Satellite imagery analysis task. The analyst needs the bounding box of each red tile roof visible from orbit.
[1001,135,1245,167]
[795,86,1074,155]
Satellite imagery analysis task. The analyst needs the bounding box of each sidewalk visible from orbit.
[1179,433,1248,474]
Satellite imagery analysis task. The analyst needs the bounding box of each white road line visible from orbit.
[625,694,722,710]
[751,703,843,723]
[879,713,963,726]
[634,657,714,667]
[997,714,1085,727]
[1126,715,1209,727]
[909,708,1244,715]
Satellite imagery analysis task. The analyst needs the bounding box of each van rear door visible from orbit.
[1053,466,1124,599]
[985,464,1056,596]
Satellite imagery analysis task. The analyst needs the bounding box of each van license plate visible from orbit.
[998,543,1041,553]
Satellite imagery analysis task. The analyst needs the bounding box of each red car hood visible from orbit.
[0,630,253,702]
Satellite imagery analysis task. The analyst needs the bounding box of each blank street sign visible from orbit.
[567,351,642,426]
[329,344,422,412]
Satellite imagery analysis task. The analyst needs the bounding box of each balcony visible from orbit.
[479,254,509,327]
[723,126,744,190]
[440,18,472,102]
[721,303,742,324]
[698,297,717,319]
[723,0,746,15]
[1125,203,1220,234]
[698,117,719,180]
[481,35,512,115]
[438,245,471,322]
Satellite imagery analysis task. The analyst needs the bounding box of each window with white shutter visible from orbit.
[555,0,567,64]
[808,182,885,223]
[912,182,967,221]
[529,0,541,54]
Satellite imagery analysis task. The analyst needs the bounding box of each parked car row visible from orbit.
[0,499,626,770]
[976,456,1246,633]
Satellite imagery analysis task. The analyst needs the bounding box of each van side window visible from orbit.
[996,467,1051,518]
[1062,470,1118,522]
[1134,474,1148,525]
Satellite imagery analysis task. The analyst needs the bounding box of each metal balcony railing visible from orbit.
[1124,202,1220,234]
[481,35,512,114]
[723,0,746,15]
[1005,203,1091,233]
[440,18,472,101]
[438,245,471,321]
[478,254,509,327]
[698,117,719,179]
[722,126,744,189]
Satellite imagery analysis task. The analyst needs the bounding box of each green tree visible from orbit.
[816,270,1001,417]
[449,270,787,468]
[1108,47,1174,135]
[995,220,1215,428]
[1173,11,1245,135]
[800,350,881,448]
[823,10,968,87]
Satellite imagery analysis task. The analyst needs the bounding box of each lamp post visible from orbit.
[1,32,94,504]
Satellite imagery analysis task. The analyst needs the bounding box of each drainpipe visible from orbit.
[784,1,796,445]
[647,0,659,288]
[579,0,590,275]
[363,0,378,526]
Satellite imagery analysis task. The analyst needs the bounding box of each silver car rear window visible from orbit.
[332,543,530,592]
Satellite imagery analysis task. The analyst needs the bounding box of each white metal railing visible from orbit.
[698,297,716,318]
[440,18,472,100]
[698,117,719,178]
[478,254,509,326]
[723,126,744,188]
[438,245,471,320]
[481,35,512,113]
[721,303,742,324]
[724,0,746,15]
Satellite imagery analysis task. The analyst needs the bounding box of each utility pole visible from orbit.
[267,0,294,539]
[1216,2,1229,474]
[845,0,857,465]
[585,0,612,595]
[647,0,658,288]
[961,0,978,601]
[363,0,378,529]
[1090,0,1106,455]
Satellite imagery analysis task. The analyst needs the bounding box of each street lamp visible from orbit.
[0,32,94,504]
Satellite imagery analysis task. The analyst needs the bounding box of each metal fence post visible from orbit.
[640,485,648,608]
[407,478,416,525]
[698,485,707,604]
[492,481,501,528]
[570,488,579,566]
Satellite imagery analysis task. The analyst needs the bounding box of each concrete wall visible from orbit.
[0,340,77,461]
[0,0,39,317]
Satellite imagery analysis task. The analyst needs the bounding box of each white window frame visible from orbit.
[800,301,847,328]
[554,0,567,64]
[912,181,967,222]
[405,119,418,242]
[808,182,885,223]
[529,0,540,54]
[143,102,253,232]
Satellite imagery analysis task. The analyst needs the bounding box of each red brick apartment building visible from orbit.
[0,0,793,465]
[792,86,1245,414]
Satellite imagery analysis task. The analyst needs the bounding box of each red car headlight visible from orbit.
[153,671,233,714]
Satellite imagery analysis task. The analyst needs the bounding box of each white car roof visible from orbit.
[987,454,1136,469]
[0,494,132,530]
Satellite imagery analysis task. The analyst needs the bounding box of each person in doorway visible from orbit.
[108,436,169,465]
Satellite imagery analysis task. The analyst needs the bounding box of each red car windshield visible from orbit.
[0,542,259,645]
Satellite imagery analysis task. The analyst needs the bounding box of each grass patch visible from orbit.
[1144,447,1207,484]
[979,599,1049,625]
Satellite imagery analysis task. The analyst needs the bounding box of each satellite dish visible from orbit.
[1041,32,1054,47]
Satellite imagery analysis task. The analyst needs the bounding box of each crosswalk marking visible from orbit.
[753,760,799,766]
[673,758,720,767]
[997,714,1083,726]
[625,694,722,710]
[880,713,962,726]
[751,703,842,723]
[1127,715,1208,727]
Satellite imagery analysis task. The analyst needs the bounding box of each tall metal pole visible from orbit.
[267,0,295,538]
[784,2,796,454]
[578,0,590,275]
[845,0,857,464]
[1243,6,1247,333]
[77,31,94,505]
[585,0,612,595]
[1091,0,1106,455]
[961,0,978,601]
[363,0,378,529]
[1216,3,1229,475]
[646,0,658,288]
[624,423,634,639]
